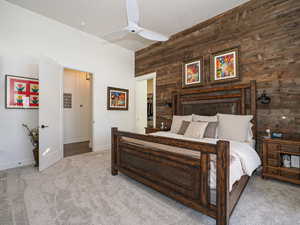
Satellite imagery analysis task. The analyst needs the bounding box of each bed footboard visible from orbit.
[111,127,247,225]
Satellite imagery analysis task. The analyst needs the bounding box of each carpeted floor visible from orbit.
[0,151,299,225]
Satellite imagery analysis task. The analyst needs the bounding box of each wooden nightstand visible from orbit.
[262,138,300,185]
[145,127,170,134]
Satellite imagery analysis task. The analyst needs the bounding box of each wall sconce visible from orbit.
[86,72,91,81]
[258,90,271,104]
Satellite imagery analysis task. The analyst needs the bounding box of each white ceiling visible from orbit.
[5,0,249,51]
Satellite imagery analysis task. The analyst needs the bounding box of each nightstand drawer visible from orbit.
[281,144,300,153]
[267,151,279,160]
[267,167,279,175]
[281,171,300,180]
[267,143,280,152]
[268,159,280,167]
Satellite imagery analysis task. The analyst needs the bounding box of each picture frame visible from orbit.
[107,87,129,110]
[182,57,204,88]
[210,47,239,84]
[5,75,39,109]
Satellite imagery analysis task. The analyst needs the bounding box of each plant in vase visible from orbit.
[22,124,39,167]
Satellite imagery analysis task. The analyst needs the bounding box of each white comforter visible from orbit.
[150,132,261,191]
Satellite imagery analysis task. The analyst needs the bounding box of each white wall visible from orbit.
[0,56,39,170]
[63,69,91,144]
[0,0,135,170]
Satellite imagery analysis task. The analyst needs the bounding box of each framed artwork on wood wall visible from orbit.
[5,75,39,109]
[107,87,129,110]
[210,47,239,84]
[182,57,204,88]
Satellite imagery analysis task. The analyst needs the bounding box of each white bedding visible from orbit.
[150,131,261,191]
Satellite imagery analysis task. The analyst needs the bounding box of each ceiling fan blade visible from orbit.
[138,28,169,42]
[126,0,139,24]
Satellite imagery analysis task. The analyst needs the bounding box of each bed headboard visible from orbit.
[172,80,257,139]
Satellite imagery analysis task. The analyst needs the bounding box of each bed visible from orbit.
[111,81,261,225]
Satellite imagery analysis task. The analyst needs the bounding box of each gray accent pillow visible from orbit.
[184,121,208,139]
[203,122,218,138]
[177,120,191,135]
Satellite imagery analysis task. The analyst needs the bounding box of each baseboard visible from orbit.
[93,144,110,152]
[64,137,90,145]
[0,146,109,170]
[0,159,35,171]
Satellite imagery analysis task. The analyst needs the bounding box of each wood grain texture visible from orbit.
[172,81,257,141]
[111,127,118,175]
[111,128,249,225]
[64,141,92,157]
[216,141,230,225]
[135,0,300,140]
[262,137,300,184]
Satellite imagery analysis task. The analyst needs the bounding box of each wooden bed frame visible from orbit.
[111,81,257,225]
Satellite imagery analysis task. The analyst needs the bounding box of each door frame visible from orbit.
[63,66,95,152]
[135,72,157,128]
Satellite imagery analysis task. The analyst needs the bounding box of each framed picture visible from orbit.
[107,87,129,110]
[5,75,39,109]
[210,47,239,84]
[182,57,204,88]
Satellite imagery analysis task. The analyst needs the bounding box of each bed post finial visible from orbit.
[111,127,118,176]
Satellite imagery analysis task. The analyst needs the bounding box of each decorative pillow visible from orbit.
[184,121,208,139]
[192,114,218,122]
[177,120,191,135]
[217,113,253,142]
[203,122,218,138]
[170,115,192,133]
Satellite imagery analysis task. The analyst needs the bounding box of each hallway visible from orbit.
[64,141,92,157]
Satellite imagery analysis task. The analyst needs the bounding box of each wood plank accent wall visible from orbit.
[135,0,300,138]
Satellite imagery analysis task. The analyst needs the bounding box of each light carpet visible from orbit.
[0,151,299,225]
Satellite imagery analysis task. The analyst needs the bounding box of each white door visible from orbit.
[135,80,148,133]
[39,57,63,171]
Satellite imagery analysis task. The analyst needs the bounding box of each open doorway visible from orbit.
[147,79,154,128]
[135,73,156,133]
[63,68,93,157]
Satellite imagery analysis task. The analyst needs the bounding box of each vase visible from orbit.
[33,147,39,167]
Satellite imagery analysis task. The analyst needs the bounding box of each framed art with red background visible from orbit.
[5,75,39,109]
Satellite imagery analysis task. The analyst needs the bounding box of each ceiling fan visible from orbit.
[102,0,169,42]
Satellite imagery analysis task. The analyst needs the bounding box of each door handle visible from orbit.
[41,125,49,129]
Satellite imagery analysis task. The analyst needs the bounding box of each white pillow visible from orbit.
[217,113,253,142]
[170,115,192,133]
[248,122,254,141]
[192,114,218,122]
[184,121,208,139]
